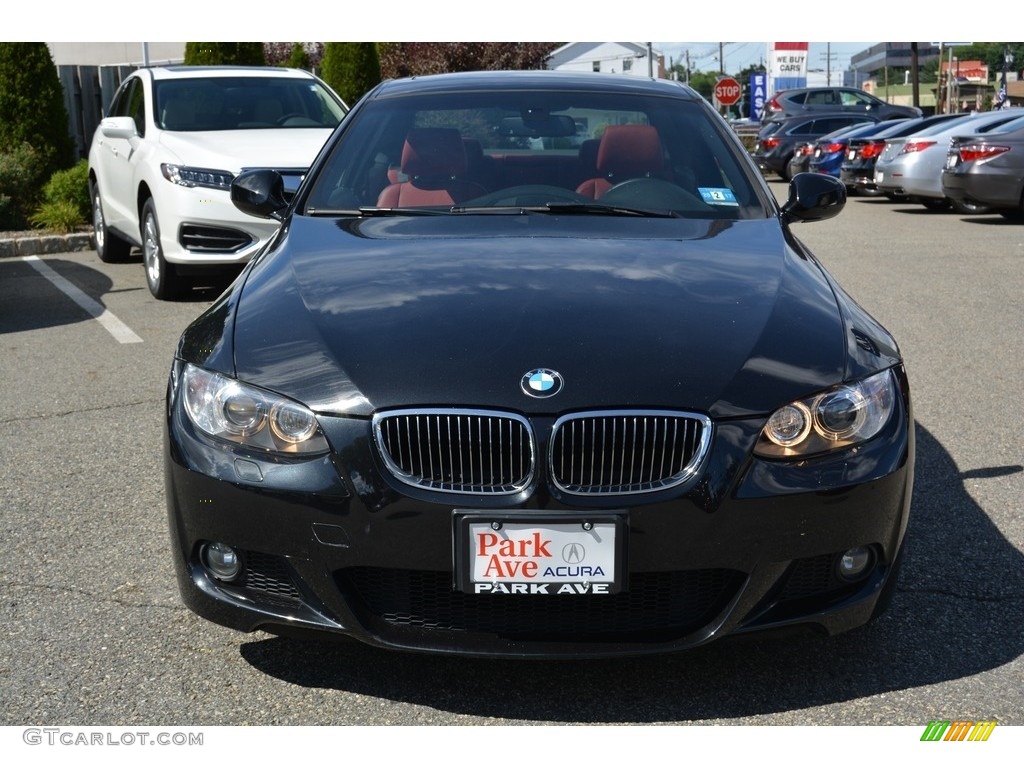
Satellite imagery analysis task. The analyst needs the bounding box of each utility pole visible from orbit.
[719,42,724,75]
[821,43,837,86]
[911,42,919,108]
[647,42,654,78]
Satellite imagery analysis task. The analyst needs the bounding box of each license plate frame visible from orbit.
[453,511,627,595]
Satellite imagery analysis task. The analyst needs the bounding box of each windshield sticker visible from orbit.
[698,187,739,206]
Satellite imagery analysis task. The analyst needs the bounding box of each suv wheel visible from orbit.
[92,183,132,263]
[142,199,183,300]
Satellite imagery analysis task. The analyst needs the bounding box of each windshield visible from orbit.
[155,76,346,131]
[304,88,767,219]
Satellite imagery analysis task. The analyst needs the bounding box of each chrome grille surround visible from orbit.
[373,409,534,495]
[549,410,712,495]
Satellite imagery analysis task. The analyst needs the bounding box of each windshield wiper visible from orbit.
[306,203,679,218]
[305,206,452,217]
[450,203,679,218]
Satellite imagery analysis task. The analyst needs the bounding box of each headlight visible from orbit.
[181,363,329,454]
[754,369,896,458]
[161,164,234,190]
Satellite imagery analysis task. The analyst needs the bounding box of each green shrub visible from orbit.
[0,141,47,229]
[27,159,90,232]
[41,159,90,218]
[29,200,83,233]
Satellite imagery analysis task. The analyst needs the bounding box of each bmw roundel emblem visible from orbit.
[521,368,563,398]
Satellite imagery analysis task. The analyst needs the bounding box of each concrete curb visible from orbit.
[0,231,96,259]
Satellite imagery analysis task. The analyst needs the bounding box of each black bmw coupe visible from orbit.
[165,70,914,658]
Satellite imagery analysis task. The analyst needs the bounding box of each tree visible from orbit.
[184,43,266,66]
[0,43,74,227]
[377,43,559,79]
[321,43,381,106]
[0,43,73,176]
[264,43,323,69]
[287,43,311,70]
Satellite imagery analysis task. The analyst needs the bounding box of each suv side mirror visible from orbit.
[100,116,138,140]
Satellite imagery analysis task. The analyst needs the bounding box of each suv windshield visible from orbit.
[155,76,345,131]
[304,89,766,219]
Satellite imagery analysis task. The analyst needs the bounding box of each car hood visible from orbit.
[157,129,332,171]
[193,214,896,419]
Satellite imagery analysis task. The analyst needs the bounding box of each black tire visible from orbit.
[996,207,1024,222]
[91,182,133,263]
[777,157,792,182]
[141,199,184,300]
[920,198,952,211]
[950,198,992,215]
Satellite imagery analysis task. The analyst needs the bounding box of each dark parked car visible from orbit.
[166,70,913,658]
[764,86,922,122]
[840,113,971,196]
[807,120,907,179]
[942,114,1024,220]
[754,112,881,180]
[786,139,816,179]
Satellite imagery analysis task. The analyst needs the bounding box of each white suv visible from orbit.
[88,66,347,299]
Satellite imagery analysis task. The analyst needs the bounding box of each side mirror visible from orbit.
[231,170,289,221]
[100,116,138,140]
[781,172,847,223]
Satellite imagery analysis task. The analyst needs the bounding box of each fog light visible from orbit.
[837,546,873,581]
[201,541,242,582]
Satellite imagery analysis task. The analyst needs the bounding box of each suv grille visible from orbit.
[550,411,711,495]
[373,409,534,494]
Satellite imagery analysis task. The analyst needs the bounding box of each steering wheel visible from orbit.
[277,114,319,127]
[462,185,592,207]
[600,178,713,212]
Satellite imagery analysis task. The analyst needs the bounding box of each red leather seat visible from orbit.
[576,125,664,199]
[376,128,486,206]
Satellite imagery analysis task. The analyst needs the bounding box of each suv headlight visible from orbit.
[181,363,329,454]
[754,369,896,458]
[161,164,235,190]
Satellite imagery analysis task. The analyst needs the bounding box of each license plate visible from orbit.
[874,170,884,183]
[814,149,821,158]
[847,149,856,161]
[946,154,959,169]
[454,512,625,595]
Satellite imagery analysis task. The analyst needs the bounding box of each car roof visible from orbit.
[142,65,318,81]
[368,70,702,101]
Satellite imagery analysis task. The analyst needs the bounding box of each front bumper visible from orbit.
[164,365,914,658]
[152,183,280,266]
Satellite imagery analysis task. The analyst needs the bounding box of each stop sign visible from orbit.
[714,77,741,106]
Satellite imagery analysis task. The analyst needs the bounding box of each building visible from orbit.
[850,43,942,79]
[546,43,666,78]
[47,42,185,67]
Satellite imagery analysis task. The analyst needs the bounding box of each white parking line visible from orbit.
[22,256,143,344]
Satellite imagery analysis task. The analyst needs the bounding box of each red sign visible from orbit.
[715,77,742,106]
